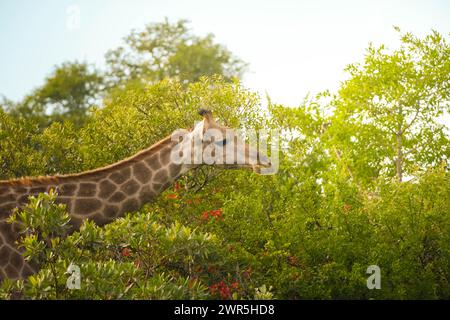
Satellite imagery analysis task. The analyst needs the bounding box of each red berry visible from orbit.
[121,247,131,257]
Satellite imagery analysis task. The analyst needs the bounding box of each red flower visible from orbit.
[166,193,178,200]
[121,247,131,257]
[200,209,224,222]
[201,211,210,221]
[173,182,182,192]
[210,283,218,294]
[220,285,231,299]
[209,281,236,299]
[211,209,222,218]
[213,209,224,221]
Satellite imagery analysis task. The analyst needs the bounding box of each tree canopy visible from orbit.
[105,19,247,86]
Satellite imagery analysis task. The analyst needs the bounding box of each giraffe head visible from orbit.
[171,109,274,174]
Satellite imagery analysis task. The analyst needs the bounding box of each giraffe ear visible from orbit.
[198,109,215,127]
[198,109,212,119]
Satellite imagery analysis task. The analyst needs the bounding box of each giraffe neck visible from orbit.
[3,135,185,227]
[0,135,187,280]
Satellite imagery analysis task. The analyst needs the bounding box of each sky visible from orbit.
[0,0,449,107]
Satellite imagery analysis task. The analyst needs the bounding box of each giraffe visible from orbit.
[0,109,271,281]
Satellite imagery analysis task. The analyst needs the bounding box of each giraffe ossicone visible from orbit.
[0,110,274,281]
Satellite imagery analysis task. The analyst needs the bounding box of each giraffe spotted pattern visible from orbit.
[0,138,183,280]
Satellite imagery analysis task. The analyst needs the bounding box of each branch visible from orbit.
[368,105,398,135]
[134,104,150,117]
[333,147,364,193]
[402,104,421,133]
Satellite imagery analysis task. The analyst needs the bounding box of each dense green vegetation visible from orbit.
[0,21,449,299]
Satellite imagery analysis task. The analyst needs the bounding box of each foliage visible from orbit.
[1,167,449,300]
[0,108,43,179]
[1,29,449,300]
[333,28,450,182]
[6,62,104,129]
[105,18,247,85]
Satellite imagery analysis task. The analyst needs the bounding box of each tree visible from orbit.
[16,62,103,127]
[1,94,50,130]
[105,19,247,86]
[332,29,450,182]
[0,108,43,179]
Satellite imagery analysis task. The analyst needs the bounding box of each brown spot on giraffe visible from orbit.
[109,191,127,203]
[109,167,131,185]
[59,183,78,196]
[74,199,102,215]
[0,194,16,203]
[0,246,10,266]
[122,198,140,213]
[145,154,161,171]
[139,185,156,203]
[159,146,172,165]
[133,162,152,184]
[104,205,119,218]
[0,223,16,244]
[77,183,97,197]
[168,163,182,179]
[153,169,168,184]
[99,180,117,198]
[122,179,140,195]
[10,251,23,269]
[5,264,19,279]
[13,187,28,194]
[0,186,10,194]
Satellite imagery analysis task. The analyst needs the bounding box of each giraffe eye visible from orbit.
[215,139,227,146]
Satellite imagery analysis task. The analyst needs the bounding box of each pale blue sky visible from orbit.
[1,0,449,106]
